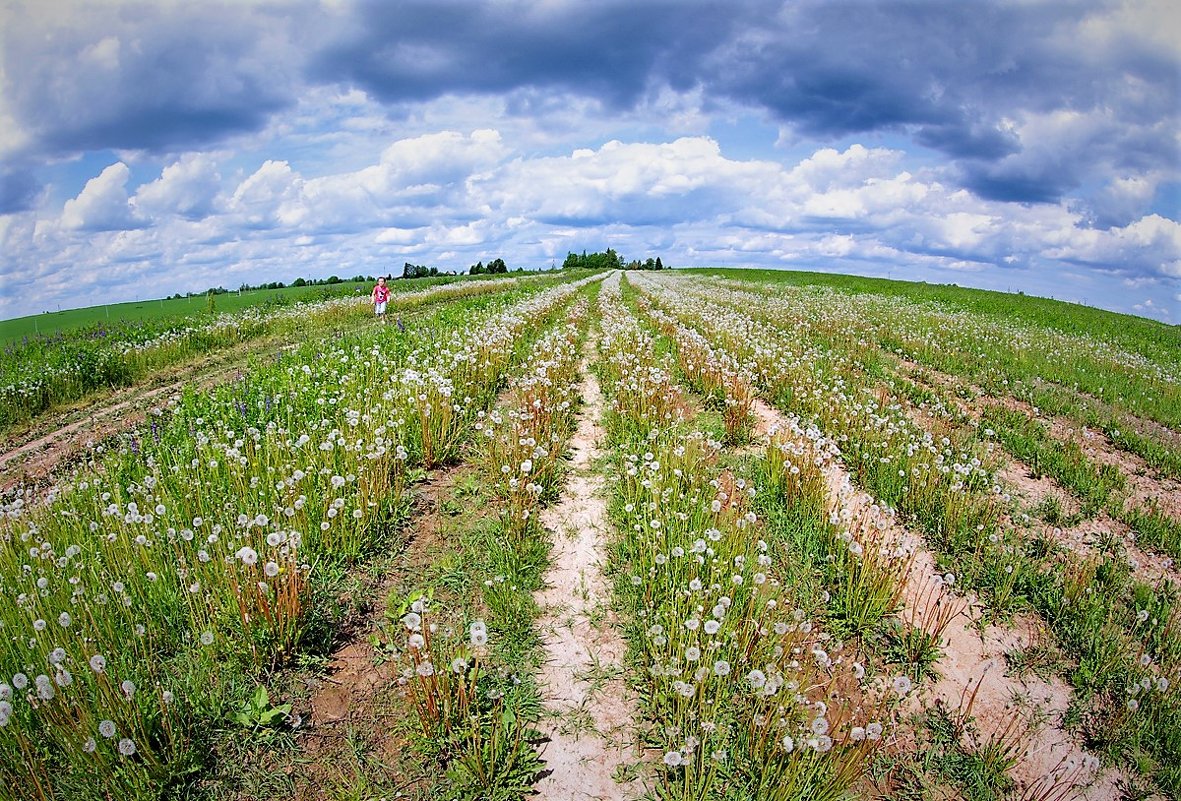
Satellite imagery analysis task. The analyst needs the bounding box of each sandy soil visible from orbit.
[752,398,1128,799]
[533,338,647,801]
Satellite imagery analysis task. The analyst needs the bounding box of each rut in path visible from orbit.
[750,398,1129,800]
[533,336,646,800]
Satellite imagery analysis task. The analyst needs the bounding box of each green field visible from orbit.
[1,266,1178,801]
[0,278,468,345]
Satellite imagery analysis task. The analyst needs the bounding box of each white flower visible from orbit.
[782,735,794,753]
[684,646,701,662]
[470,620,488,647]
[746,670,766,689]
[99,720,116,738]
[662,751,683,767]
[892,675,912,696]
[118,738,136,756]
[714,660,731,676]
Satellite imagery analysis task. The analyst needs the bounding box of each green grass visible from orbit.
[0,277,494,345]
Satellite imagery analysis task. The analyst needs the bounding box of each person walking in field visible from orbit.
[372,276,391,321]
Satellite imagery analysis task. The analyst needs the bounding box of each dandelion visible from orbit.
[892,675,913,696]
[83,737,97,753]
[703,620,720,635]
[99,720,117,738]
[236,546,258,566]
[118,738,136,756]
[35,675,54,700]
[57,612,72,628]
[714,660,731,676]
[121,680,135,698]
[416,661,435,677]
[408,633,425,649]
[12,673,27,690]
[470,620,488,647]
[1127,699,1139,712]
[264,561,280,577]
[782,735,794,753]
[451,658,468,674]
[746,669,766,689]
[685,646,701,662]
[200,631,214,646]
[663,751,683,767]
[866,722,883,740]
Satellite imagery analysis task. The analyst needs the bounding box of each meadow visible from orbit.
[0,268,1177,801]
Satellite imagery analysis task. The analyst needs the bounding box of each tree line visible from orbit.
[562,249,665,270]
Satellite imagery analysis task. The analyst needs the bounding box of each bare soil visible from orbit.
[534,341,647,800]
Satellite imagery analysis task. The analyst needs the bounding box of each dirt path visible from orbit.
[286,467,464,800]
[533,340,646,800]
[0,334,301,495]
[750,398,1127,799]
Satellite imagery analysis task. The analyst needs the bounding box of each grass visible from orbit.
[3,265,1179,800]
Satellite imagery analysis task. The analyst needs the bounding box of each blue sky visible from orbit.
[0,0,1178,321]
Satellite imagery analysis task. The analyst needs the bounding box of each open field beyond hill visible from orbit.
[1,268,1178,801]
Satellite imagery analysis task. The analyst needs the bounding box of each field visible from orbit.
[0,268,1178,801]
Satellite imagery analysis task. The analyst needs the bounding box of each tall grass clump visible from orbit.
[0,275,596,800]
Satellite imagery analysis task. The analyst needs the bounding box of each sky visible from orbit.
[0,0,1178,323]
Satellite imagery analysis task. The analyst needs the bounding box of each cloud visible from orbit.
[1,0,302,157]
[1046,214,1181,280]
[308,0,746,108]
[60,162,145,231]
[0,165,41,213]
[133,154,223,220]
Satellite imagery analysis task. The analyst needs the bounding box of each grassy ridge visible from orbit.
[687,267,1180,370]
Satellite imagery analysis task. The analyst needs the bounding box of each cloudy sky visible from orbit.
[1,0,1178,322]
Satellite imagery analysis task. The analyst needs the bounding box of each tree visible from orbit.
[470,260,485,275]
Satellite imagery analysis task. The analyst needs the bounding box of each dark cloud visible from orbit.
[2,2,303,157]
[0,166,41,214]
[308,0,747,108]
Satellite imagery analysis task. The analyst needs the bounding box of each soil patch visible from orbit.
[534,337,647,800]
